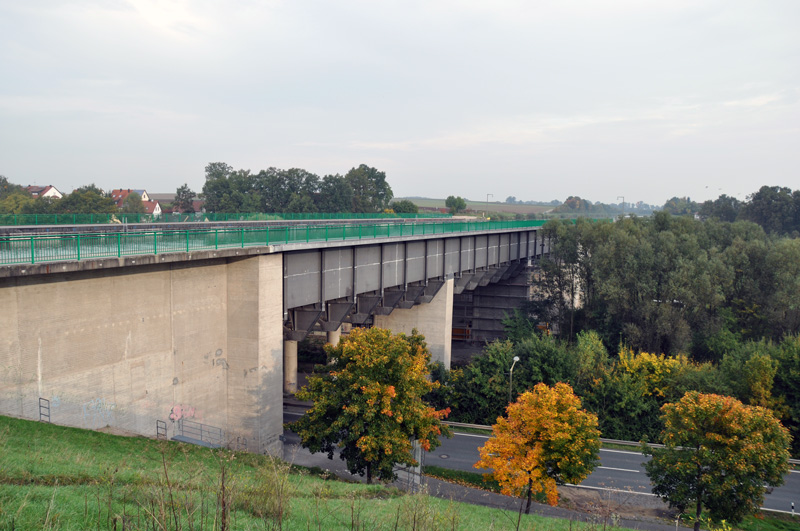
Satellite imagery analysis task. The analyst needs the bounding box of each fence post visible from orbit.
[77,234,81,261]
[154,232,158,255]
[241,228,245,248]
[215,229,219,249]
[186,231,189,252]
[118,233,121,257]
[30,236,35,264]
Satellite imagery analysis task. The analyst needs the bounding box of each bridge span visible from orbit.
[0,219,549,454]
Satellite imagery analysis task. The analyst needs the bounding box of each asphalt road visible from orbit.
[427,430,800,515]
[285,409,799,515]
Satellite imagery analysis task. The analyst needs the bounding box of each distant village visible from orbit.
[21,185,203,216]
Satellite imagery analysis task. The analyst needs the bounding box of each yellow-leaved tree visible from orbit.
[643,392,791,531]
[475,382,600,513]
[290,327,451,483]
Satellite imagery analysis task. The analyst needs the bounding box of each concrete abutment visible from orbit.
[0,254,284,454]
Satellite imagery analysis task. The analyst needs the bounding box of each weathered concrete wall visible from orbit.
[374,278,454,368]
[226,255,284,454]
[0,255,283,453]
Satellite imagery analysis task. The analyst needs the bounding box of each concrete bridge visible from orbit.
[0,219,548,454]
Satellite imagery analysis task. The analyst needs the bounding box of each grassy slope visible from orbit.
[0,415,608,530]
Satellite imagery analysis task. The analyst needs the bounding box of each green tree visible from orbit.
[774,335,800,455]
[660,196,698,216]
[0,175,24,201]
[56,185,117,214]
[390,199,418,214]
[201,162,235,212]
[643,392,790,530]
[699,194,741,222]
[450,340,518,424]
[0,192,35,214]
[345,164,393,213]
[290,327,450,483]
[445,195,466,214]
[285,193,316,213]
[475,382,600,513]
[121,192,145,214]
[740,185,797,235]
[316,174,353,213]
[174,183,195,213]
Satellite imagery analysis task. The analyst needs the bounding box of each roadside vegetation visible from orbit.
[1,414,637,530]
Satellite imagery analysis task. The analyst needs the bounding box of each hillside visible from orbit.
[0,415,610,530]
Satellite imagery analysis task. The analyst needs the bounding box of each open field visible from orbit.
[400,197,554,216]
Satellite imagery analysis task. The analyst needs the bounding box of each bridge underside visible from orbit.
[281,230,544,389]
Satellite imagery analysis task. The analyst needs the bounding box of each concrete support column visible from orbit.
[283,340,298,394]
[226,254,284,455]
[326,328,341,347]
[374,278,454,369]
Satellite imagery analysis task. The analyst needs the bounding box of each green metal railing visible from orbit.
[0,219,546,266]
[0,211,452,226]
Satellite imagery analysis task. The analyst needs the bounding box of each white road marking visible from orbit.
[565,484,657,497]
[598,466,641,473]
[453,432,490,439]
[600,448,642,456]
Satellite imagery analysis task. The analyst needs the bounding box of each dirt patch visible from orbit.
[559,485,679,526]
[97,426,144,438]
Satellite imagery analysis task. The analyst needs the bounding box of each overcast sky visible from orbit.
[1,1,798,206]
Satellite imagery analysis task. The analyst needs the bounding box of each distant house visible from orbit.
[148,192,205,214]
[26,185,63,199]
[142,201,162,216]
[110,189,151,209]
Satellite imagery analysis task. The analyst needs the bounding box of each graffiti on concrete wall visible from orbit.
[169,404,200,422]
[82,397,116,428]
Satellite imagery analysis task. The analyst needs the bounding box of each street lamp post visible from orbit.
[509,355,520,402]
[486,193,493,220]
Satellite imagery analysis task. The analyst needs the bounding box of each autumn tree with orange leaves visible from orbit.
[475,382,600,514]
[290,327,451,483]
[643,392,790,531]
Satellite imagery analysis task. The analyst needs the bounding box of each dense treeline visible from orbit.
[537,213,800,358]
[200,162,393,213]
[0,162,397,215]
[431,331,800,455]
[430,211,800,455]
[665,185,800,236]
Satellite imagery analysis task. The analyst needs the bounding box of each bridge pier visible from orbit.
[283,339,298,394]
[326,328,341,346]
[374,278,454,369]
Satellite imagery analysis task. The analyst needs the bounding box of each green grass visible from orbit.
[0,415,633,530]
[736,513,800,531]
[423,465,503,494]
